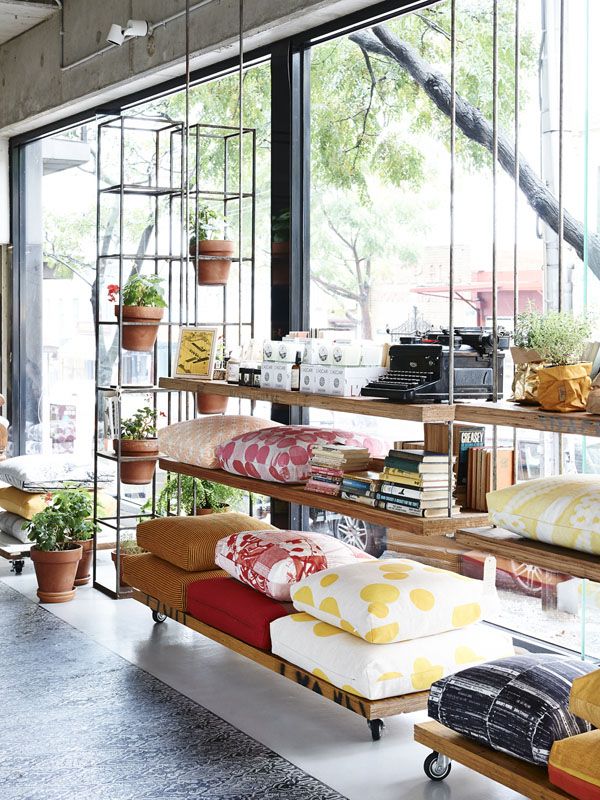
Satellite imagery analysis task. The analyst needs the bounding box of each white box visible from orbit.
[299,364,316,393]
[326,366,386,397]
[260,362,293,391]
[359,342,384,366]
[263,339,303,363]
[302,339,383,367]
[311,365,331,394]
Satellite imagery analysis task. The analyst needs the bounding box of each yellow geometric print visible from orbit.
[452,603,481,628]
[320,573,339,587]
[313,621,344,637]
[410,588,435,611]
[364,622,401,643]
[319,597,341,617]
[176,328,215,377]
[411,657,444,691]
[293,586,315,606]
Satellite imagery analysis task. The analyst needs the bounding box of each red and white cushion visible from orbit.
[215,425,385,483]
[215,529,374,601]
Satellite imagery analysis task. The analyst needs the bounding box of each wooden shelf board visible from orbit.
[414,721,573,800]
[456,400,600,437]
[455,527,600,582]
[159,377,455,423]
[159,458,488,536]
[133,590,428,720]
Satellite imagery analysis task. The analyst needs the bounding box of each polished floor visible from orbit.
[0,559,526,800]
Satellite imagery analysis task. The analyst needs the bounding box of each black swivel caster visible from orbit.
[11,559,24,575]
[423,751,452,781]
[152,610,167,623]
[367,719,385,741]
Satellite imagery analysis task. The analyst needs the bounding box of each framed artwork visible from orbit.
[175,326,219,379]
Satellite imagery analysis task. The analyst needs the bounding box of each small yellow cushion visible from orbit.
[570,669,600,727]
[136,512,277,572]
[487,476,600,556]
[549,730,600,796]
[0,486,116,521]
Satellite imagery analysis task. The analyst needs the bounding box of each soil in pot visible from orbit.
[30,544,82,603]
[115,305,164,352]
[74,538,93,586]
[195,393,229,415]
[195,240,234,285]
[114,439,159,485]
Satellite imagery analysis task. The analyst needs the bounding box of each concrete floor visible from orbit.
[0,556,526,800]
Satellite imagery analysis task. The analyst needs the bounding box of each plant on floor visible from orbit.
[48,488,99,587]
[142,473,244,516]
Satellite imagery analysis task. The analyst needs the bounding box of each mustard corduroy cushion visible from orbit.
[570,669,600,727]
[0,486,116,521]
[136,512,276,571]
[549,730,600,797]
[122,553,226,611]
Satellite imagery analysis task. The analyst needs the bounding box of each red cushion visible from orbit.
[186,576,293,650]
[549,765,600,800]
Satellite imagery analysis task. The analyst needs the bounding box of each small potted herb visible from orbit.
[189,205,234,286]
[112,538,147,588]
[510,306,547,404]
[49,488,98,587]
[147,474,243,516]
[108,273,167,352]
[26,491,86,603]
[115,406,160,485]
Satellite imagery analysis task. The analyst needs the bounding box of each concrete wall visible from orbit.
[0,0,381,137]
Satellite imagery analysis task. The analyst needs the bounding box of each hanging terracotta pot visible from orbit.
[271,241,289,258]
[195,504,230,516]
[30,544,82,603]
[73,538,94,586]
[195,240,235,285]
[115,305,164,352]
[114,438,159,485]
[195,393,229,415]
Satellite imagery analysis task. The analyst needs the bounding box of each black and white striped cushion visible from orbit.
[428,654,595,765]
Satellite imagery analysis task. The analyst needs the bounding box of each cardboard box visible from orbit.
[303,339,383,367]
[260,362,293,391]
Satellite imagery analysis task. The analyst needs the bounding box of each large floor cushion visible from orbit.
[0,486,116,521]
[270,613,513,700]
[158,416,281,469]
[216,529,373,601]
[0,455,113,491]
[216,425,385,483]
[290,558,490,644]
[186,576,293,650]
[549,731,600,800]
[122,553,226,611]
[487,476,600,555]
[428,654,596,766]
[136,513,277,571]
[570,669,600,727]
[0,510,29,544]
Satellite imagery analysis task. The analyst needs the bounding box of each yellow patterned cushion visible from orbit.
[570,669,600,727]
[136,512,277,571]
[270,614,513,700]
[122,553,226,611]
[487,476,600,556]
[0,486,116,521]
[290,558,491,644]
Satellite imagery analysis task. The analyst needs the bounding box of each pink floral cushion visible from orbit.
[215,529,374,600]
[215,425,385,483]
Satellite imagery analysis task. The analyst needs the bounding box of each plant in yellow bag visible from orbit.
[533,311,594,413]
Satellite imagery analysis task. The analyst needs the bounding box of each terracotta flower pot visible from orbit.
[111,549,130,588]
[271,241,289,258]
[195,393,229,415]
[74,538,94,586]
[114,438,159,485]
[30,544,82,604]
[115,305,164,352]
[195,505,230,516]
[194,240,234,285]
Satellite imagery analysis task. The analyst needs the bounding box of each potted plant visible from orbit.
[111,538,146,588]
[533,311,593,412]
[510,306,547,405]
[115,406,160,485]
[50,488,98,587]
[109,273,167,352]
[189,205,234,286]
[196,338,229,414]
[271,209,290,256]
[26,495,83,603]
[145,474,243,516]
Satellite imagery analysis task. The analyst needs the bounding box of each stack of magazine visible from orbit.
[377,449,457,518]
[305,444,371,497]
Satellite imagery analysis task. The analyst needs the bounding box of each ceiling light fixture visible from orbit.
[106,19,150,47]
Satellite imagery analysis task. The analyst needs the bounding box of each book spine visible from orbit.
[377,500,423,516]
[376,492,420,509]
[340,492,377,507]
[341,477,372,491]
[305,482,341,496]
[379,482,422,499]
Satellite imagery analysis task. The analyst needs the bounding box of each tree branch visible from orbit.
[312,273,361,302]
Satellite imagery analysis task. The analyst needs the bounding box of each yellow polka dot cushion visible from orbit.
[570,669,600,727]
[270,613,513,700]
[290,558,491,644]
[549,731,600,800]
[487,476,600,555]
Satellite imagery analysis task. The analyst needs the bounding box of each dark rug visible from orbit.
[0,582,344,800]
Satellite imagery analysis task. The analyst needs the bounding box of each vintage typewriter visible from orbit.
[361,327,510,403]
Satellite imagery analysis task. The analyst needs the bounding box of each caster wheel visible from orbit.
[152,610,167,624]
[367,719,384,741]
[12,560,24,575]
[424,752,452,781]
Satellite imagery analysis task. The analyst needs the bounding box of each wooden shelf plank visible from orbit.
[158,458,488,536]
[456,400,600,437]
[133,590,428,720]
[455,527,600,582]
[159,377,455,423]
[414,721,573,800]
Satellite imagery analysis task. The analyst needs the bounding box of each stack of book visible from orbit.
[466,447,515,511]
[340,471,382,507]
[378,449,458,518]
[305,444,371,496]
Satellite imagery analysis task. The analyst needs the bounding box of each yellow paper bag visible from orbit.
[510,347,545,405]
[537,363,592,413]
[586,374,600,415]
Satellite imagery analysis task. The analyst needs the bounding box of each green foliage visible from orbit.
[272,210,290,243]
[516,307,593,366]
[121,273,167,308]
[119,539,146,555]
[189,204,227,246]
[120,407,158,440]
[146,473,244,515]
[26,488,98,551]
